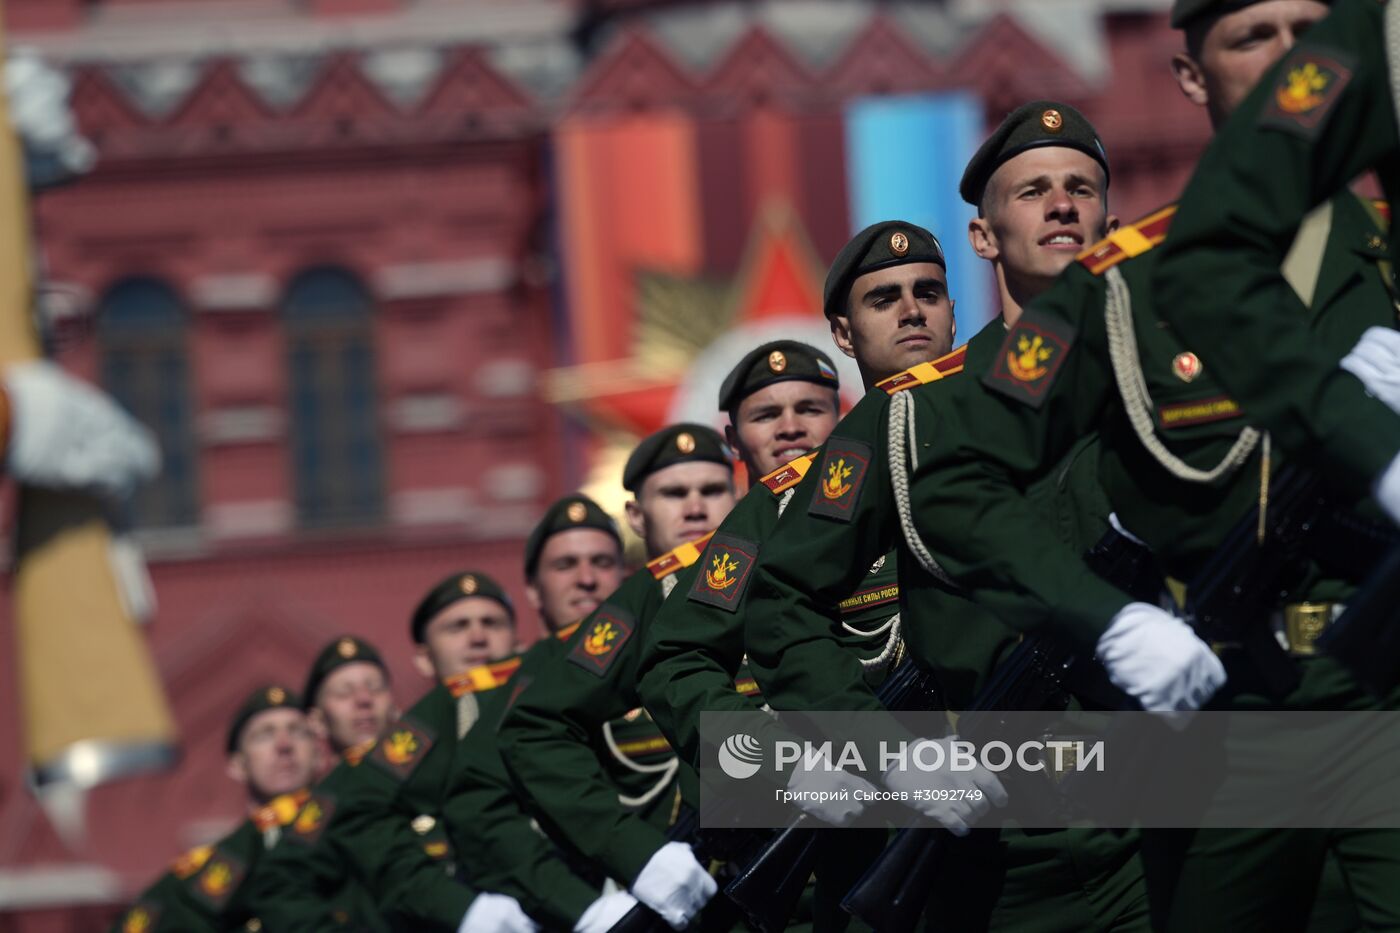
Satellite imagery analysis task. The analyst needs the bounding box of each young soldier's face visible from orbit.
[1173,1,1329,127]
[727,381,840,479]
[415,597,516,681]
[526,528,624,631]
[626,461,736,557]
[972,148,1110,293]
[229,707,317,801]
[833,262,955,385]
[311,661,394,753]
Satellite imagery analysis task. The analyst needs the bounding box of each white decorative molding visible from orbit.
[391,487,475,526]
[388,393,465,433]
[200,406,285,445]
[362,46,446,108]
[375,258,514,300]
[206,499,293,539]
[0,864,121,909]
[476,359,535,399]
[192,273,278,312]
[483,464,544,502]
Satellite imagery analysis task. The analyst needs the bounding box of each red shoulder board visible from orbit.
[876,345,968,395]
[1372,199,1391,227]
[446,656,523,697]
[646,531,714,580]
[1077,205,1176,276]
[759,453,815,495]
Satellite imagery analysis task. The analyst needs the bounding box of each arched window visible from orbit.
[97,277,199,528]
[282,267,383,528]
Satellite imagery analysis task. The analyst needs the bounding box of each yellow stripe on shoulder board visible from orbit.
[1078,204,1177,276]
[877,345,968,394]
[647,530,715,579]
[760,453,815,495]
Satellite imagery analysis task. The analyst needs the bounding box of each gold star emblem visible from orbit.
[675,432,696,454]
[566,501,587,522]
[460,575,478,595]
[336,638,357,659]
[768,350,787,373]
[1041,109,1063,132]
[266,687,286,705]
[890,232,909,256]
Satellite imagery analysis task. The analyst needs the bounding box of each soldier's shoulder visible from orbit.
[1076,204,1176,276]
[876,345,969,395]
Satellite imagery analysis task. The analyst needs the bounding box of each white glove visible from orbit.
[1341,327,1400,414]
[4,48,95,177]
[629,841,716,930]
[459,892,538,933]
[1376,449,1400,526]
[1097,602,1226,713]
[883,737,1008,836]
[4,361,159,499]
[785,756,877,826]
[573,891,639,933]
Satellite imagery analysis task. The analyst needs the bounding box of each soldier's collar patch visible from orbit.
[760,453,815,495]
[121,901,162,933]
[1259,45,1354,139]
[982,308,1076,409]
[445,656,523,697]
[566,604,635,676]
[370,716,437,781]
[646,531,714,580]
[808,437,873,521]
[876,346,968,394]
[287,793,337,846]
[170,845,214,880]
[687,533,760,613]
[191,848,247,910]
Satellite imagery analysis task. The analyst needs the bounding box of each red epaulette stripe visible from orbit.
[1373,199,1391,226]
[877,344,970,395]
[555,621,581,641]
[932,345,967,374]
[1077,204,1177,276]
[647,531,715,579]
[760,453,815,495]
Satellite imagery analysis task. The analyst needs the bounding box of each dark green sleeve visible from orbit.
[444,665,601,930]
[638,491,777,770]
[251,783,359,933]
[909,297,1132,650]
[744,390,907,715]
[167,823,262,932]
[497,569,668,885]
[330,691,477,930]
[110,872,218,933]
[1154,0,1400,488]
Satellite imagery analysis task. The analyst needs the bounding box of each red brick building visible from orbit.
[0,1,1207,928]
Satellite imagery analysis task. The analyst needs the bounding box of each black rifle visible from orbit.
[839,527,1152,932]
[721,658,943,933]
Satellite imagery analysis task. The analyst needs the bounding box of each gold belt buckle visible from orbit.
[1282,602,1335,656]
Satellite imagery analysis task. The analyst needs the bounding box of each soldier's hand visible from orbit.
[1375,450,1400,526]
[572,891,638,933]
[459,892,538,933]
[1341,326,1400,414]
[1096,602,1225,714]
[3,361,159,499]
[882,737,1008,836]
[629,841,716,930]
[785,756,877,826]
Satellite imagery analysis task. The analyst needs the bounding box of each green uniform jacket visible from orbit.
[252,745,422,930]
[745,322,1114,713]
[1153,0,1400,490]
[444,633,605,930]
[497,568,683,886]
[912,196,1392,671]
[638,461,899,779]
[110,864,215,933]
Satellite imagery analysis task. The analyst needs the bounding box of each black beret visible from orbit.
[717,340,841,414]
[1170,0,1325,28]
[523,494,621,579]
[302,636,389,710]
[622,423,733,493]
[822,221,945,320]
[959,100,1109,206]
[411,570,514,643]
[226,684,302,754]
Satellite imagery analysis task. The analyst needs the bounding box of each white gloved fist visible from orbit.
[1341,327,1400,414]
[784,755,877,826]
[4,48,95,177]
[573,891,639,933]
[1097,602,1226,714]
[1376,450,1400,527]
[883,737,1008,836]
[459,892,538,933]
[4,360,159,499]
[629,841,716,930]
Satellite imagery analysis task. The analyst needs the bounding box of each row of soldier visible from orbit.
[110,0,1400,930]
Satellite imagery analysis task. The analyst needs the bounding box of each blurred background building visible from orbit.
[0,0,1207,928]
